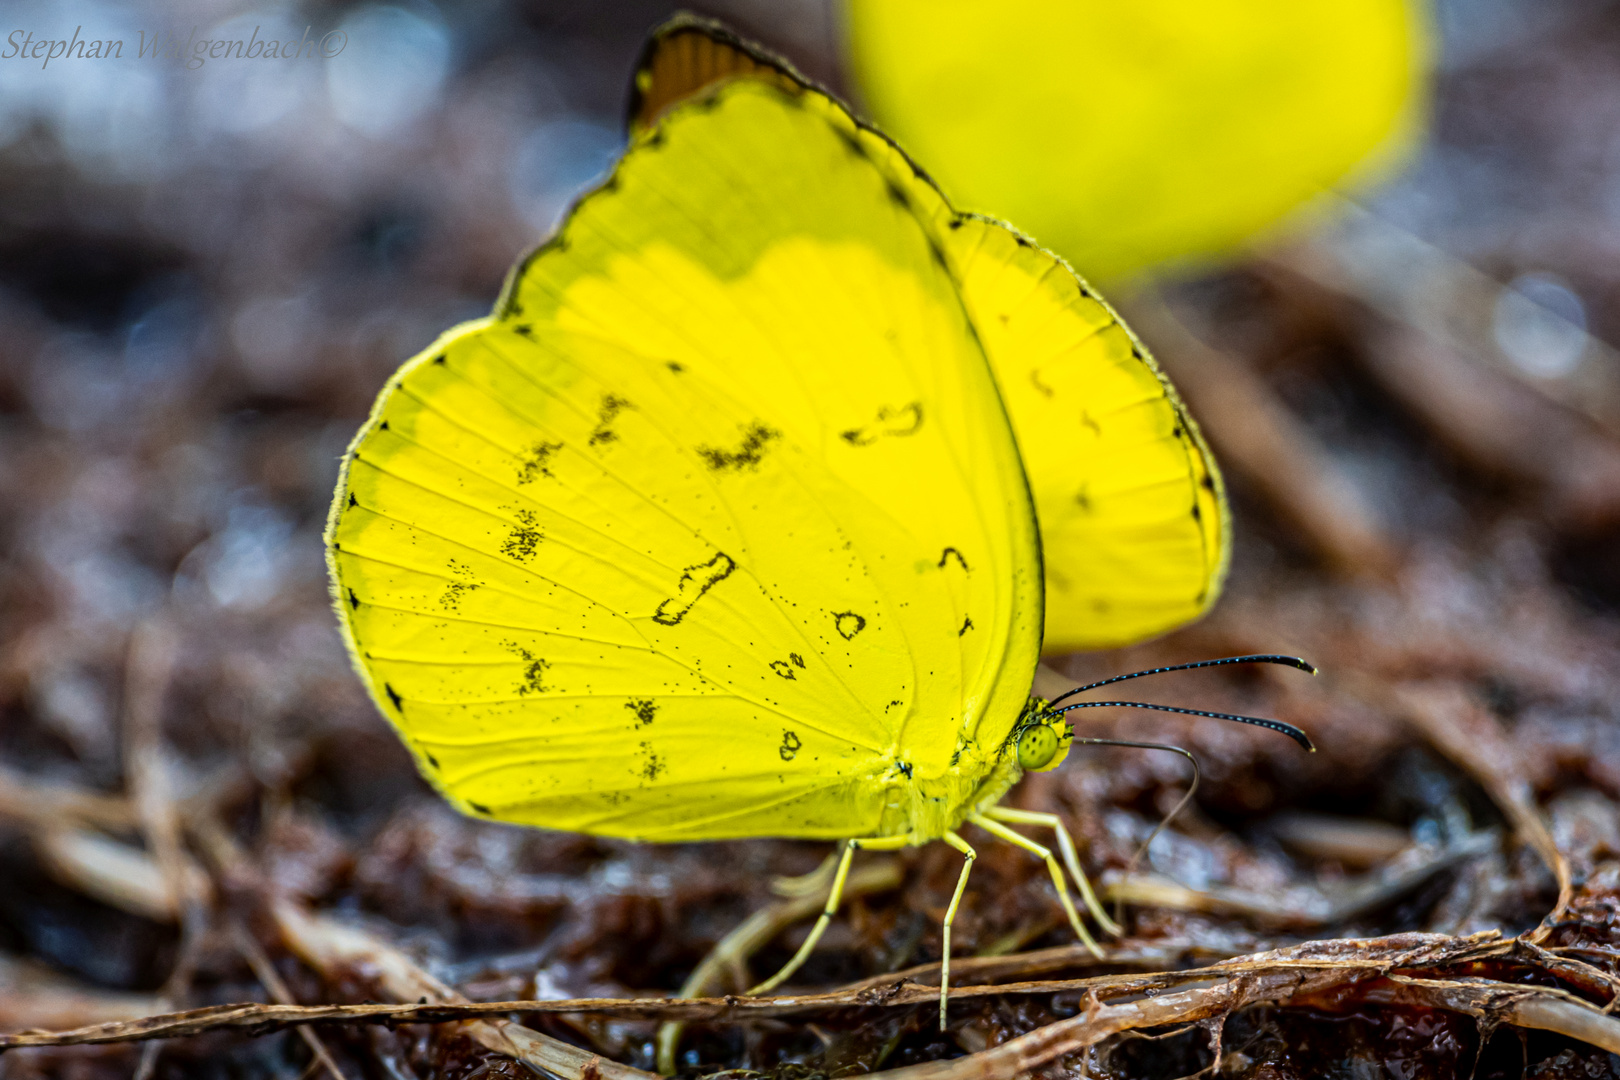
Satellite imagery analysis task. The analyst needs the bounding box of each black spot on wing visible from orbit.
[779,730,801,761]
[514,324,535,339]
[1191,503,1203,522]
[834,125,867,159]
[1201,474,1217,492]
[790,652,805,668]
[468,801,491,815]
[884,178,909,210]
[959,615,973,636]
[654,552,736,626]
[637,740,665,781]
[438,559,480,613]
[385,683,402,711]
[348,493,358,508]
[667,360,684,373]
[588,394,632,447]
[697,421,779,472]
[505,643,549,695]
[517,440,563,484]
[833,611,866,640]
[626,698,657,726]
[770,660,796,680]
[500,508,543,562]
[432,354,446,365]
[938,547,970,572]
[840,402,923,446]
[425,753,439,768]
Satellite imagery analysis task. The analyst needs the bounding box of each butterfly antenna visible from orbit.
[1049,700,1315,752]
[1071,737,1200,929]
[1046,655,1316,709]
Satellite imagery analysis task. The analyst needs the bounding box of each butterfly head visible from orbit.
[1013,699,1073,773]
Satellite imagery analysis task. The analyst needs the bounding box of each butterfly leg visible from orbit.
[981,805,1121,936]
[968,811,1103,958]
[939,829,976,1031]
[748,834,908,995]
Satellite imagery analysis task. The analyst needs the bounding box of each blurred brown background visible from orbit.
[5,1,1620,1077]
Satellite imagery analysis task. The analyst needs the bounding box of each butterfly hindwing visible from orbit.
[943,216,1227,649]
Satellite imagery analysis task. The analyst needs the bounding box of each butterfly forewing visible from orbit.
[328,80,1043,842]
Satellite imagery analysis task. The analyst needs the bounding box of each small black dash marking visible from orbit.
[1015,235,1031,247]
[469,801,491,815]
[425,753,440,768]
[667,361,684,374]
[949,218,964,230]
[647,130,666,148]
[840,402,923,446]
[601,176,620,193]
[834,611,867,640]
[1201,475,1217,492]
[348,493,358,508]
[654,552,736,626]
[898,761,913,779]
[501,508,544,562]
[347,588,360,611]
[884,179,909,209]
[518,440,563,484]
[938,547,970,572]
[514,324,535,339]
[385,683,402,711]
[959,615,973,636]
[432,354,447,365]
[378,421,390,431]
[697,421,779,472]
[790,653,805,668]
[588,393,631,446]
[638,740,665,781]
[1191,503,1203,522]
[770,660,796,680]
[1171,425,1183,439]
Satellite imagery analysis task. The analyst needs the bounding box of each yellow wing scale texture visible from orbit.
[329,77,1043,842]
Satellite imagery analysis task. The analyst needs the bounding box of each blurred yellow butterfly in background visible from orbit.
[845,0,1429,282]
[325,16,1242,1034]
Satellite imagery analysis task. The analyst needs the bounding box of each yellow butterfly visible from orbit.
[846,0,1429,281]
[325,16,1307,1031]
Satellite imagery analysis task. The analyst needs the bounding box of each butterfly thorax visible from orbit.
[876,697,1049,845]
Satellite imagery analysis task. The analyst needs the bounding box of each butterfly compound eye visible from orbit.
[1017,724,1060,771]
